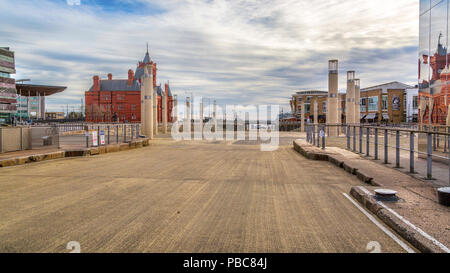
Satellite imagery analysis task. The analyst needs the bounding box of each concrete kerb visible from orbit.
[0,138,150,168]
[293,140,379,186]
[350,187,446,253]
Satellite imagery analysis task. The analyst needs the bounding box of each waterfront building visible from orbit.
[15,84,67,120]
[85,49,174,123]
[359,82,414,124]
[0,47,17,124]
[290,81,416,125]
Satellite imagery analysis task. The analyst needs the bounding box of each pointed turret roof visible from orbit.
[143,52,152,64]
[135,46,154,80]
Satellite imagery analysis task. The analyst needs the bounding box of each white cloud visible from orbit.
[0,0,419,112]
[66,0,80,6]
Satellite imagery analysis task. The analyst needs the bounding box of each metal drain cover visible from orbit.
[375,189,397,197]
[438,187,450,207]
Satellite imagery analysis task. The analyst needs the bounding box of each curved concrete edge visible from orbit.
[350,187,445,253]
[293,140,379,186]
[0,138,150,168]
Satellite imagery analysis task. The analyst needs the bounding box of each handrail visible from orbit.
[304,123,450,186]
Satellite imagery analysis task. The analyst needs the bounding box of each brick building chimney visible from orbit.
[128,69,134,86]
[108,73,113,80]
[93,75,100,91]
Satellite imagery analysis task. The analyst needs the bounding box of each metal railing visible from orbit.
[306,123,450,185]
[82,124,141,148]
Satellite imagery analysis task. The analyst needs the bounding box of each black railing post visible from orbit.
[396,130,400,168]
[375,128,379,160]
[427,132,432,180]
[353,126,356,152]
[86,129,89,148]
[359,126,363,154]
[433,128,437,151]
[347,126,350,149]
[97,126,100,147]
[316,125,319,148]
[384,129,388,164]
[116,125,119,143]
[366,127,370,157]
[312,125,316,146]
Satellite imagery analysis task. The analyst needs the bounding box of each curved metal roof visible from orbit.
[16,84,67,96]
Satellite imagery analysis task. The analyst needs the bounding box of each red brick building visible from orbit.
[85,50,174,123]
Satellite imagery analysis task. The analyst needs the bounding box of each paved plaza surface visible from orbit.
[0,133,412,253]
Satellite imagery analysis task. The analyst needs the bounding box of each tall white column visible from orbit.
[153,88,158,135]
[354,79,361,125]
[300,97,305,132]
[346,71,355,125]
[141,76,146,133]
[338,95,342,125]
[162,90,168,134]
[313,100,318,125]
[327,60,339,136]
[173,95,178,122]
[143,65,153,138]
[186,97,191,131]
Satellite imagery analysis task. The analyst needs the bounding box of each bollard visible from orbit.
[427,133,432,180]
[86,130,89,148]
[322,129,325,150]
[317,125,320,148]
[375,128,379,160]
[116,125,119,143]
[124,125,127,142]
[384,129,388,164]
[353,126,356,152]
[313,125,316,146]
[359,127,363,154]
[410,131,415,174]
[445,134,448,153]
[132,125,135,140]
[433,128,437,151]
[97,126,100,147]
[396,130,400,168]
[347,126,350,149]
[366,127,370,157]
[437,128,440,148]
[108,126,110,144]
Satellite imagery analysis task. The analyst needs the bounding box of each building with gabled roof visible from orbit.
[85,48,174,123]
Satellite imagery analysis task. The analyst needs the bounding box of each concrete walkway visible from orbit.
[0,134,411,253]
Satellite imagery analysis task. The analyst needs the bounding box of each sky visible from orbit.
[0,0,419,113]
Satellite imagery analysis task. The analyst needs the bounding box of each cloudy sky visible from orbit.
[0,0,419,112]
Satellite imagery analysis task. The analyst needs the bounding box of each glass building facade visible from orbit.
[419,0,450,124]
[0,47,17,124]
